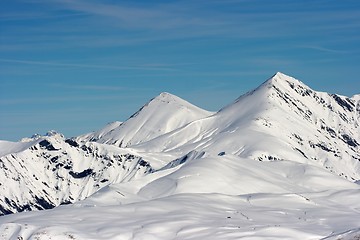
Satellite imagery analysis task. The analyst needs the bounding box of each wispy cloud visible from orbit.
[49,0,221,30]
[296,45,349,54]
[3,0,359,52]
[0,94,140,105]
[52,84,125,91]
[248,58,298,67]
[50,83,155,92]
[0,12,88,21]
[0,58,178,71]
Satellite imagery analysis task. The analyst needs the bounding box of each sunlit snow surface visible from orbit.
[1,72,360,239]
[1,155,360,240]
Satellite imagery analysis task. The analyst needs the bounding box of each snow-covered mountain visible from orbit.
[75,121,122,143]
[0,72,359,239]
[76,92,213,147]
[133,72,360,181]
[0,131,153,215]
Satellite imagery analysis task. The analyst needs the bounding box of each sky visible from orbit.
[1,0,360,141]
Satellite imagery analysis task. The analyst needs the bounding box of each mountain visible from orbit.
[1,152,359,240]
[75,121,122,143]
[76,92,213,147]
[0,72,359,239]
[133,72,360,181]
[0,131,153,215]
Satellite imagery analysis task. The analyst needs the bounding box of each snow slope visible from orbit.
[0,132,153,215]
[0,154,359,240]
[75,121,122,143]
[134,72,360,181]
[0,72,359,239]
[77,92,213,147]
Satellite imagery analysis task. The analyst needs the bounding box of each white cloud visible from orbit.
[0,58,178,71]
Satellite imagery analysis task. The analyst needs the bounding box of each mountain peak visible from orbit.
[260,72,312,98]
[80,92,213,147]
[272,71,288,78]
[268,72,302,85]
[158,91,174,98]
[219,72,303,113]
[151,92,187,106]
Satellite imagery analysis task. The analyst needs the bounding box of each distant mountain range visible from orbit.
[0,72,359,240]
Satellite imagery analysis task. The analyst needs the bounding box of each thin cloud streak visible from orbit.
[50,0,360,34]
[0,59,178,71]
[2,1,358,52]
[0,12,88,21]
[50,83,154,92]
[50,0,222,30]
[297,45,349,54]
[55,85,126,91]
[0,94,139,105]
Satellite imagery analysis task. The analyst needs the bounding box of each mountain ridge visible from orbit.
[76,91,214,147]
[132,72,359,181]
[1,72,360,239]
[0,72,359,218]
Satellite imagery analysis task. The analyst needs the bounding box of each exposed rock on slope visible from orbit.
[1,72,359,217]
[133,72,360,181]
[0,132,152,215]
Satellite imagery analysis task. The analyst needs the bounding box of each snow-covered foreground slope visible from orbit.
[0,154,359,240]
[1,72,360,239]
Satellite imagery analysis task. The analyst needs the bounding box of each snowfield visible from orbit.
[0,72,359,239]
[0,155,360,240]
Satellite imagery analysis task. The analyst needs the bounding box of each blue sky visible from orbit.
[1,0,360,141]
